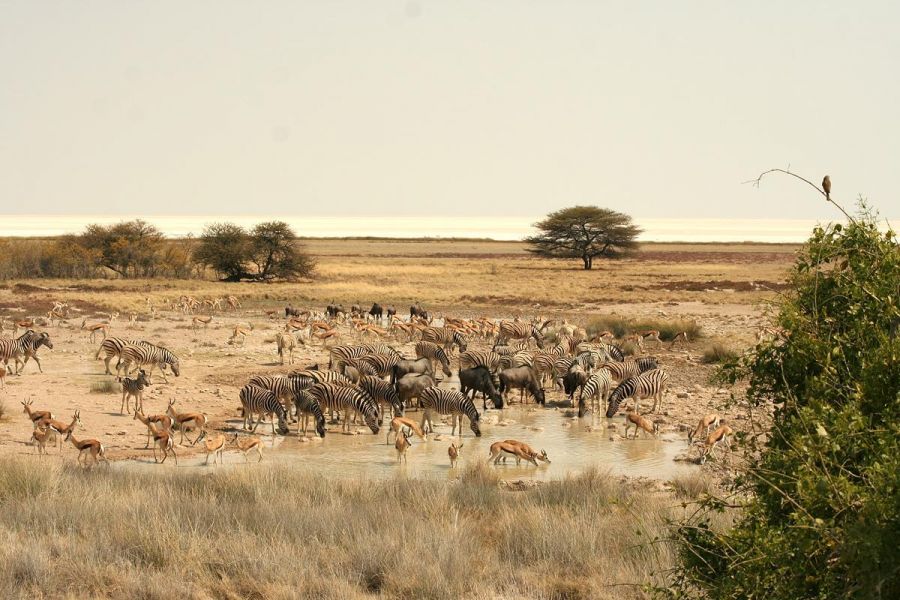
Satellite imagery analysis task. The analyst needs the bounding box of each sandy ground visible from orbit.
[0,298,764,471]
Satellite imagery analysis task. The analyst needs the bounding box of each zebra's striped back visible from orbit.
[97,337,146,359]
[328,345,368,371]
[512,350,535,368]
[359,376,403,416]
[239,384,289,431]
[306,383,380,434]
[122,371,149,395]
[458,350,502,372]
[293,390,327,437]
[414,342,452,375]
[359,343,401,358]
[0,331,34,361]
[358,353,401,377]
[120,344,181,376]
[248,374,316,398]
[606,369,669,417]
[290,369,354,386]
[498,321,544,348]
[421,327,467,352]
[419,388,481,436]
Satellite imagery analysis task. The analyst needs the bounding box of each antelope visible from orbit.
[593,330,615,342]
[231,434,263,463]
[699,425,733,464]
[47,308,68,326]
[448,442,463,468]
[688,414,721,444]
[149,422,177,464]
[197,430,227,466]
[637,330,662,347]
[624,408,659,439]
[669,331,689,348]
[623,333,645,352]
[99,311,119,323]
[134,409,174,448]
[313,328,340,347]
[13,319,34,336]
[21,398,53,427]
[487,440,551,466]
[229,324,252,345]
[191,315,213,331]
[65,431,107,467]
[127,313,138,329]
[31,426,54,456]
[165,399,208,445]
[81,319,109,343]
[395,428,412,463]
[386,416,427,444]
[37,410,82,451]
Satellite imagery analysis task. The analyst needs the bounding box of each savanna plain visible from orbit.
[0,239,795,599]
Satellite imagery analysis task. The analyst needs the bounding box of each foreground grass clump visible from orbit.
[89,379,120,394]
[0,460,678,599]
[700,344,739,364]
[586,316,702,342]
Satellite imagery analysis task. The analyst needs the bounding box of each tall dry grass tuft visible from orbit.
[89,379,120,394]
[587,316,702,341]
[0,458,679,599]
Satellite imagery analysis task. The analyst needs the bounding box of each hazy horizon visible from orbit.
[2,2,898,220]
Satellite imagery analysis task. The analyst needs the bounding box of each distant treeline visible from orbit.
[0,220,314,281]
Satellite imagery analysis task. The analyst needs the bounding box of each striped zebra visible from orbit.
[357,353,402,378]
[358,375,404,421]
[305,383,380,434]
[292,390,327,438]
[511,350,536,368]
[532,351,562,386]
[496,321,545,349]
[343,357,379,382]
[458,350,503,373]
[328,345,370,372]
[248,373,317,421]
[120,369,151,414]
[421,327,468,353]
[599,343,625,362]
[359,342,401,358]
[239,384,290,435]
[577,370,614,417]
[599,357,658,383]
[0,331,36,375]
[17,331,53,374]
[96,337,149,375]
[605,369,669,417]
[117,343,181,383]
[413,342,452,379]
[418,387,481,437]
[290,369,354,386]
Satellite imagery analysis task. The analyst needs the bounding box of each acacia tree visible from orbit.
[79,220,165,277]
[194,221,315,281]
[194,223,250,281]
[525,206,641,269]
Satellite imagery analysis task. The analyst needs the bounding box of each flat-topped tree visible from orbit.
[525,206,641,270]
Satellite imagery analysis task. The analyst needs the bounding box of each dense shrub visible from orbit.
[670,206,900,599]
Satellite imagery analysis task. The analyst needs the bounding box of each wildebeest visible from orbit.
[498,366,546,405]
[351,303,363,317]
[285,305,303,318]
[326,303,345,318]
[459,366,504,410]
[410,302,430,321]
[386,306,396,320]
[369,303,383,322]
[390,357,434,384]
[394,372,436,411]
[563,364,589,405]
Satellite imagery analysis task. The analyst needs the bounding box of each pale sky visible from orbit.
[2,1,898,220]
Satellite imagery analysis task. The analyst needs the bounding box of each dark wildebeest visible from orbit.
[459,366,504,410]
[350,303,363,317]
[410,303,430,321]
[369,303,384,322]
[390,357,434,384]
[394,372,436,412]
[563,364,589,406]
[285,305,303,318]
[386,306,396,320]
[498,366,546,405]
[326,303,345,318]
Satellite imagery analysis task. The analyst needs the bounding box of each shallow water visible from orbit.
[113,402,699,481]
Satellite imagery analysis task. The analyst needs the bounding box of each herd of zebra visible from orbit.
[3,299,733,467]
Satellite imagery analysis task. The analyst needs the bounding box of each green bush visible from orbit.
[670,206,900,599]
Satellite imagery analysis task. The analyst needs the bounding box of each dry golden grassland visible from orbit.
[0,458,731,600]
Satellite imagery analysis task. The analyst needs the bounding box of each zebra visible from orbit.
[511,350,535,368]
[496,321,545,349]
[421,327,468,353]
[292,390,327,438]
[248,373,317,421]
[358,375,404,422]
[577,370,614,417]
[357,353,401,378]
[117,343,181,383]
[96,337,149,376]
[418,387,481,437]
[328,345,370,372]
[458,350,502,373]
[290,369,354,386]
[598,343,625,362]
[239,384,290,435]
[18,331,53,374]
[599,357,658,383]
[413,342,452,380]
[359,342,401,359]
[605,369,669,417]
[0,330,36,375]
[120,369,151,414]
[304,383,380,434]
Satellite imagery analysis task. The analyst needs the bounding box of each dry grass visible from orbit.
[0,458,687,599]
[89,380,120,394]
[586,316,703,341]
[671,472,716,499]
[701,344,740,364]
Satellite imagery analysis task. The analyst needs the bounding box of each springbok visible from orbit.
[229,324,252,345]
[448,442,463,468]
[699,425,733,464]
[385,416,427,445]
[37,410,82,451]
[231,434,263,463]
[134,409,174,449]
[197,430,227,466]
[624,408,659,439]
[31,426,54,456]
[81,319,109,343]
[21,398,53,427]
[487,440,550,466]
[688,414,721,444]
[165,399,208,445]
[65,431,107,467]
[394,428,412,463]
[149,422,177,465]
[191,316,213,331]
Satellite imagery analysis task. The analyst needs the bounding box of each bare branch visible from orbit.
[743,167,855,223]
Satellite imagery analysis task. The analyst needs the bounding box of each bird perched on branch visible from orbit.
[822,175,831,200]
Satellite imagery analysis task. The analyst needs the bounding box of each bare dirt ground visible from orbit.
[0,240,791,470]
